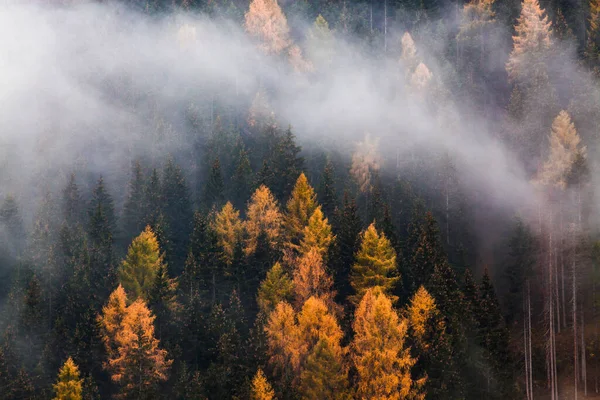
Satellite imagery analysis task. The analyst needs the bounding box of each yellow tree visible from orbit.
[265,301,301,376]
[245,0,290,55]
[108,299,172,399]
[212,201,243,266]
[258,262,294,314]
[306,15,335,70]
[53,357,82,400]
[119,226,165,300]
[350,135,380,194]
[98,285,128,360]
[296,296,344,362]
[245,185,283,254]
[251,368,276,400]
[537,110,586,188]
[299,338,350,400]
[506,0,552,82]
[299,207,335,259]
[292,249,335,310]
[352,289,424,400]
[350,223,399,305]
[285,173,318,251]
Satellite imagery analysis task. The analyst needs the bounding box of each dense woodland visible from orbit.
[3,0,600,398]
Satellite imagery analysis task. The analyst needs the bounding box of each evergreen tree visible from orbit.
[62,173,84,227]
[122,161,146,242]
[257,262,294,314]
[53,357,83,400]
[119,226,165,300]
[143,168,162,227]
[298,337,350,400]
[161,158,193,275]
[504,219,535,325]
[203,157,225,209]
[317,157,337,219]
[351,288,424,400]
[0,194,26,259]
[284,173,318,252]
[232,146,253,210]
[148,264,179,344]
[350,223,399,304]
[271,127,303,201]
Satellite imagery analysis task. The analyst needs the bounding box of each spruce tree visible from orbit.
[203,157,225,209]
[122,160,146,242]
[257,262,294,314]
[317,157,337,219]
[62,173,84,227]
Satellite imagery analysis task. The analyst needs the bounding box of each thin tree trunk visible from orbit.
[384,0,387,53]
[529,281,534,399]
[583,309,587,396]
[525,293,531,400]
[574,253,579,400]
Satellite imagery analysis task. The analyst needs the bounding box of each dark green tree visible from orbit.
[318,157,337,219]
[203,157,225,209]
[122,160,146,242]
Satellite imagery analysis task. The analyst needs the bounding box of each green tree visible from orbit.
[204,157,225,209]
[317,157,337,219]
[350,223,399,304]
[284,173,318,251]
[299,206,335,259]
[53,357,83,400]
[298,337,350,400]
[257,262,294,314]
[122,161,146,242]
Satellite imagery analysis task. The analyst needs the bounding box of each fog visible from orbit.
[0,0,594,234]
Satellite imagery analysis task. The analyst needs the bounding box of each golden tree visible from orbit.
[506,0,552,82]
[119,226,165,300]
[212,201,243,266]
[350,223,399,305]
[53,357,83,400]
[350,135,380,194]
[251,368,276,400]
[98,285,128,360]
[299,337,350,400]
[108,299,172,399]
[296,296,343,357]
[292,249,335,310]
[285,173,318,250]
[245,185,283,254]
[258,262,294,314]
[265,301,301,375]
[299,207,335,259]
[352,289,424,400]
[245,0,290,55]
[537,110,586,188]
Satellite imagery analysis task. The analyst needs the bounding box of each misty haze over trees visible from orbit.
[2,0,600,398]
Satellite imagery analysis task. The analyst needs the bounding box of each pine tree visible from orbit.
[212,202,243,268]
[298,337,350,400]
[161,157,193,275]
[245,0,290,55]
[53,357,83,400]
[352,288,424,400]
[251,368,276,400]
[148,264,179,343]
[284,173,318,252]
[272,127,304,201]
[317,157,337,219]
[350,223,399,304]
[143,168,162,227]
[245,185,283,255]
[331,192,361,304]
[204,158,225,209]
[506,0,552,82]
[0,195,26,259]
[119,226,165,300]
[232,146,253,210]
[62,173,84,227]
[122,161,146,241]
[258,262,294,314]
[292,249,335,311]
[108,299,172,399]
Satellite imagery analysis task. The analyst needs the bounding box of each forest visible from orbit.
[1,0,600,398]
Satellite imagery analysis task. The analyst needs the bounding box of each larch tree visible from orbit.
[306,14,335,70]
[350,135,380,195]
[265,301,301,378]
[119,226,165,300]
[292,249,335,310]
[53,357,83,400]
[505,0,552,82]
[251,368,276,400]
[284,173,318,252]
[299,337,350,400]
[299,207,335,259]
[245,0,290,55]
[108,299,172,399]
[352,288,424,400]
[586,0,600,69]
[245,185,283,255]
[350,223,399,305]
[98,285,128,361]
[258,262,294,314]
[537,110,586,188]
[296,296,344,364]
[212,201,243,267]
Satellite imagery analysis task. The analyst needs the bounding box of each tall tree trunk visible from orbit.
[529,281,534,399]
[574,252,579,400]
[582,309,587,396]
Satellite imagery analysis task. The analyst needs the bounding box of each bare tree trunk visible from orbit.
[574,253,579,400]
[561,199,567,329]
[583,309,587,396]
[529,281,534,399]
[525,292,531,400]
[384,0,387,54]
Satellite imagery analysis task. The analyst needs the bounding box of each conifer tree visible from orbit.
[292,249,335,310]
[352,288,424,400]
[331,193,361,303]
[232,146,253,209]
[108,299,172,399]
[62,173,84,227]
[245,0,290,55]
[53,357,83,400]
[0,195,26,258]
[245,185,283,255]
[299,207,335,259]
[148,264,179,343]
[258,262,294,314]
[161,157,193,274]
[143,168,162,226]
[506,0,552,82]
[299,337,350,400]
[251,368,276,400]
[284,173,318,251]
[350,223,399,304]
[272,127,303,201]
[122,161,146,241]
[586,0,600,69]
[212,202,243,267]
[119,226,166,300]
[317,157,337,219]
[265,301,299,379]
[204,157,225,209]
[98,285,128,360]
